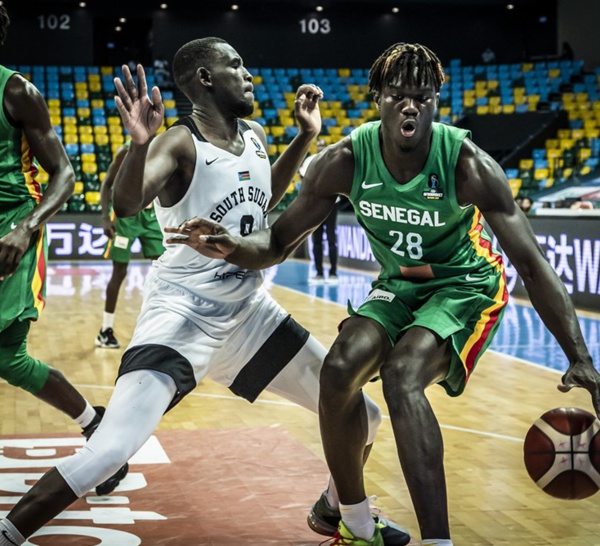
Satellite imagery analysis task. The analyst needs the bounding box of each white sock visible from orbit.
[340,497,375,540]
[422,540,453,545]
[74,401,97,429]
[324,476,339,509]
[0,519,25,545]
[102,312,115,331]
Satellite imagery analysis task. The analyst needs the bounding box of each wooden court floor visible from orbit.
[1,260,600,545]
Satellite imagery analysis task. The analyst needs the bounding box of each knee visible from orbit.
[1,354,49,394]
[379,358,425,401]
[320,352,364,398]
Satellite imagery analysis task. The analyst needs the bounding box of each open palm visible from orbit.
[114,64,164,145]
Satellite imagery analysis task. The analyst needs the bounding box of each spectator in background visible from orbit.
[569,198,594,210]
[561,42,575,61]
[299,138,339,284]
[518,196,533,214]
[153,58,172,88]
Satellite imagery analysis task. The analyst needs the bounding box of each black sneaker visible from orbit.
[307,492,411,546]
[95,327,120,349]
[82,406,129,496]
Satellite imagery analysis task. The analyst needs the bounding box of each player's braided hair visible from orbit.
[172,37,227,96]
[369,43,445,95]
[0,5,10,46]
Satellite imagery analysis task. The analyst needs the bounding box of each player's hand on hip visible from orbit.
[164,217,239,260]
[114,64,164,145]
[294,84,323,137]
[558,360,600,419]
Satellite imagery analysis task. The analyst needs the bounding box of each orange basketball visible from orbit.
[523,407,600,500]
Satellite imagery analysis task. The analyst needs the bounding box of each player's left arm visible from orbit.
[6,75,75,231]
[257,83,323,210]
[457,139,600,416]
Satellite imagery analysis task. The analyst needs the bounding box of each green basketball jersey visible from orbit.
[349,121,503,281]
[0,65,42,211]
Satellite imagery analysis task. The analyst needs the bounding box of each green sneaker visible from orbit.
[320,521,384,545]
[308,492,410,546]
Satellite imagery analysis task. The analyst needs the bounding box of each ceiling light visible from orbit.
[507,4,514,9]
[79,1,86,7]
[231,4,239,10]
[119,17,126,23]
[115,26,122,31]
[316,5,324,12]
[160,3,168,9]
[392,7,399,13]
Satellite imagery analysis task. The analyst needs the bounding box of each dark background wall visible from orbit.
[1,0,561,69]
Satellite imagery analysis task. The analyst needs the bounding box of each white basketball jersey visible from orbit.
[153,118,272,302]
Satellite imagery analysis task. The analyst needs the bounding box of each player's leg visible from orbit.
[0,368,176,540]
[380,326,452,541]
[311,223,325,279]
[0,319,97,426]
[318,316,391,542]
[323,207,338,278]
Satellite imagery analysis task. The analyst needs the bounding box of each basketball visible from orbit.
[523,407,600,500]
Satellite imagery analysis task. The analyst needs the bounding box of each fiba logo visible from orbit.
[422,173,444,200]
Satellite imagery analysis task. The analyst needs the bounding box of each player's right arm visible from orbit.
[165,139,354,268]
[112,64,185,217]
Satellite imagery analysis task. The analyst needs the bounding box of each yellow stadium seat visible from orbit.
[93,125,108,135]
[75,91,89,101]
[166,117,178,127]
[111,142,124,154]
[50,115,62,126]
[328,126,343,136]
[80,153,96,163]
[548,68,561,78]
[163,99,176,109]
[519,158,534,170]
[267,144,277,156]
[101,66,113,75]
[107,117,121,126]
[489,96,501,106]
[88,74,100,82]
[336,117,351,127]
[110,134,125,145]
[95,134,110,146]
[522,63,534,71]
[80,134,94,145]
[82,162,98,174]
[252,75,262,85]
[63,125,78,135]
[91,99,104,109]
[277,144,288,154]
[279,117,294,127]
[489,105,503,115]
[534,168,549,180]
[74,182,84,194]
[63,116,77,125]
[476,106,489,115]
[98,172,106,182]
[78,126,93,135]
[109,125,123,135]
[559,138,574,150]
[84,191,101,205]
[508,178,521,198]
[270,126,285,137]
[48,106,61,117]
[338,68,351,77]
[464,97,476,108]
[557,129,571,139]
[75,82,87,91]
[47,99,61,108]
[277,108,290,118]
[89,82,101,93]
[77,108,91,118]
[579,148,592,161]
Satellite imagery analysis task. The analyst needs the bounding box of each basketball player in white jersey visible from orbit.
[0,38,409,546]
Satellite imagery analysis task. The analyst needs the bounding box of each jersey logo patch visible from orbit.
[206,157,219,165]
[365,288,395,303]
[238,171,251,182]
[361,181,383,189]
[422,173,444,200]
[251,136,267,159]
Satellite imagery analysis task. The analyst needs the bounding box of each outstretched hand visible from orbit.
[114,64,164,145]
[294,83,323,137]
[559,361,600,419]
[164,217,240,260]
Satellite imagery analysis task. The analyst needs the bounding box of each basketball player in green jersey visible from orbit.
[0,5,127,505]
[97,142,164,349]
[165,42,600,546]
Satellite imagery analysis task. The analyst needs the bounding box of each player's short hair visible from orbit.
[0,6,10,46]
[369,42,445,95]
[172,37,227,96]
